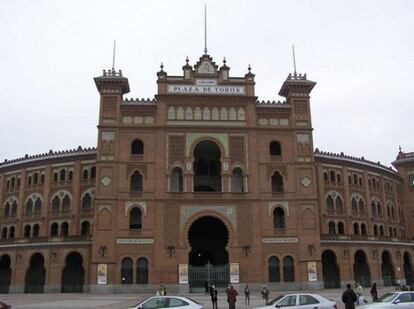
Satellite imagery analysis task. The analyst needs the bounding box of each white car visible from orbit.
[254,293,337,309]
[358,292,414,308]
[125,296,203,309]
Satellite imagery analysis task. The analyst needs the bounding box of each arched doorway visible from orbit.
[188,216,229,291]
[403,252,414,285]
[25,253,46,293]
[381,251,395,286]
[0,254,12,293]
[193,141,222,192]
[61,252,85,292]
[353,250,371,287]
[322,250,341,288]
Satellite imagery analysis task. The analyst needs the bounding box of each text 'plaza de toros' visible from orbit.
[1,53,414,293]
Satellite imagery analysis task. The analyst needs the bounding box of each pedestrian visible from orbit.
[210,285,218,309]
[205,281,210,295]
[370,282,378,302]
[226,285,239,309]
[244,284,250,306]
[261,285,270,305]
[395,279,401,290]
[342,284,358,309]
[355,282,364,304]
[156,283,166,296]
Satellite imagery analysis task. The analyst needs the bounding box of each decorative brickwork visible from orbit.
[229,136,245,164]
[102,96,117,118]
[169,135,185,164]
[294,100,308,121]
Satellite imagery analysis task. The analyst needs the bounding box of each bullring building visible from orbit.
[0,52,414,294]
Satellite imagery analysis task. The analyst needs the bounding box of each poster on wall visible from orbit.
[307,261,317,282]
[230,263,240,283]
[97,264,107,285]
[179,264,188,284]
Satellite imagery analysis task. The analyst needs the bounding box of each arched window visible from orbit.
[328,221,336,235]
[361,223,367,235]
[352,199,358,213]
[129,207,142,230]
[34,198,42,214]
[378,203,383,216]
[323,172,328,182]
[81,193,92,210]
[68,171,73,181]
[60,169,66,182]
[374,225,379,236]
[62,195,71,212]
[11,201,17,217]
[268,256,280,282]
[171,167,183,193]
[380,225,385,236]
[41,174,45,184]
[283,256,295,282]
[271,171,283,192]
[4,202,10,217]
[371,202,376,216]
[33,224,40,238]
[353,223,360,235]
[52,196,60,213]
[1,227,7,239]
[83,169,89,180]
[53,172,58,183]
[11,177,15,188]
[136,257,148,284]
[336,173,341,183]
[50,223,59,237]
[28,176,32,186]
[130,171,143,193]
[81,221,90,236]
[33,173,39,185]
[389,227,393,237]
[326,196,334,211]
[91,167,96,179]
[24,225,31,238]
[359,200,365,214]
[131,139,144,155]
[330,171,335,182]
[353,174,358,185]
[269,141,281,156]
[273,207,285,229]
[335,196,343,211]
[61,222,69,237]
[9,226,15,239]
[338,222,345,235]
[121,257,133,284]
[26,199,33,215]
[393,227,397,237]
[231,168,244,192]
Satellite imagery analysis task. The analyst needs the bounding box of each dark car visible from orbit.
[0,302,11,309]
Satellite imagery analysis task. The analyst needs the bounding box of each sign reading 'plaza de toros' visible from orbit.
[168,79,245,95]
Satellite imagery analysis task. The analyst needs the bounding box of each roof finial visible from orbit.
[399,145,403,153]
[186,56,189,64]
[248,64,251,72]
[204,3,208,55]
[160,62,164,71]
[112,40,116,72]
[292,44,297,75]
[223,57,226,64]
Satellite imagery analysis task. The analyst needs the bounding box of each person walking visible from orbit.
[156,283,166,296]
[261,285,270,305]
[342,284,358,309]
[210,285,218,309]
[226,285,238,309]
[244,284,250,306]
[370,282,378,302]
[395,279,401,290]
[355,282,364,304]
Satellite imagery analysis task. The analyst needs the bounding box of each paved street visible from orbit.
[0,287,397,309]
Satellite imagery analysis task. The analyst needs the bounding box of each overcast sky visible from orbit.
[0,0,413,168]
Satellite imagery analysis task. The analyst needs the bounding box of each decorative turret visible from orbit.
[94,69,130,95]
[278,72,315,98]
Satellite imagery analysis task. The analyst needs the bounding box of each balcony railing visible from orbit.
[321,234,413,243]
[0,235,92,245]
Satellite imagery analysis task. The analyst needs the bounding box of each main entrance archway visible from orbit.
[188,216,229,291]
[353,250,371,287]
[0,254,12,293]
[25,253,46,293]
[381,251,395,286]
[61,252,85,292]
[322,250,341,288]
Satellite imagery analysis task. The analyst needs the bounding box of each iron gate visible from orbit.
[189,263,229,292]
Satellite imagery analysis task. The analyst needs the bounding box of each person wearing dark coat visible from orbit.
[210,285,218,309]
[342,284,358,309]
[370,282,378,302]
[226,285,239,309]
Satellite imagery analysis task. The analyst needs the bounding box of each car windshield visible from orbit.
[183,297,199,304]
[268,295,285,305]
[377,293,397,303]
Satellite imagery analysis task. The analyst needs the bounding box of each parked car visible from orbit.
[358,291,414,308]
[253,293,337,309]
[125,296,203,309]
